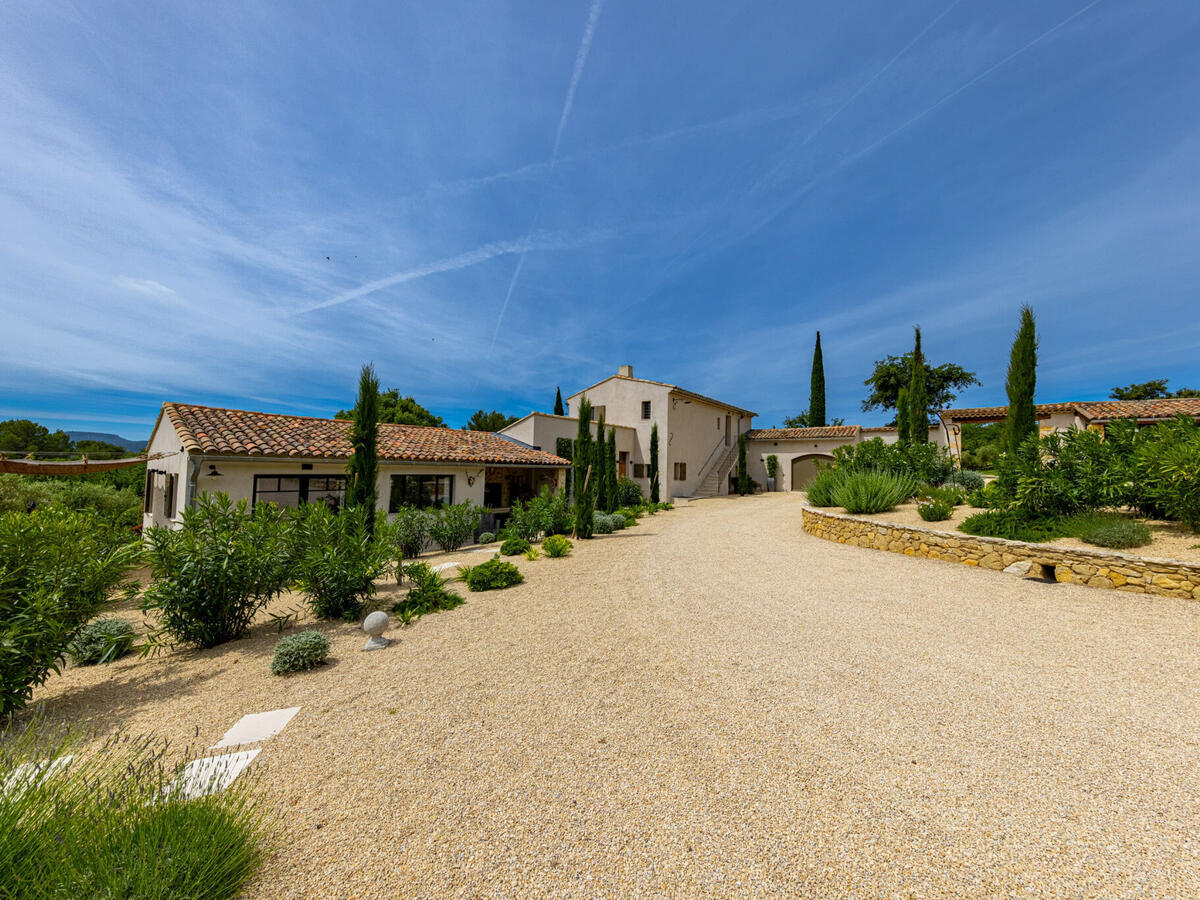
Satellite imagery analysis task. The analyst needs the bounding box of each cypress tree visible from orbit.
[908,327,928,444]
[554,387,564,416]
[896,386,911,446]
[573,395,595,537]
[606,428,618,512]
[736,432,749,495]
[649,423,660,503]
[1005,305,1038,458]
[809,331,826,428]
[345,363,380,535]
[593,411,608,513]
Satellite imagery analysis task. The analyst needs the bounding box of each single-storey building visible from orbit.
[142,403,569,531]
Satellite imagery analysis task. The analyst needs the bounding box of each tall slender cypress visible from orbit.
[896,386,911,446]
[345,363,380,535]
[908,327,928,444]
[1005,305,1038,457]
[554,387,564,416]
[573,396,595,537]
[593,411,608,513]
[736,432,749,495]
[809,331,826,428]
[649,423,660,503]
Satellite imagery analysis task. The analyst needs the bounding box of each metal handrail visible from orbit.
[694,436,734,487]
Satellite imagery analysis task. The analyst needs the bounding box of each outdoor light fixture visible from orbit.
[207,464,223,477]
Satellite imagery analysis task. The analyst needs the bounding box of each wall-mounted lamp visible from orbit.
[207,464,224,478]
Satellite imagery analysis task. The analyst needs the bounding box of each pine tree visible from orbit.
[809,331,826,428]
[554,387,564,416]
[606,428,618,512]
[573,396,595,537]
[736,432,749,495]
[345,363,380,535]
[896,386,911,446]
[908,327,928,444]
[649,423,660,504]
[1005,305,1038,458]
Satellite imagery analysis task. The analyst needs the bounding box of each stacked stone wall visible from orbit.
[801,506,1200,600]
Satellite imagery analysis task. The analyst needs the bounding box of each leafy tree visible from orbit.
[554,387,565,416]
[736,433,749,495]
[464,410,517,432]
[72,440,129,457]
[907,327,928,444]
[1110,379,1200,400]
[1004,305,1038,460]
[649,423,660,504]
[0,419,73,454]
[573,396,595,538]
[862,356,979,417]
[345,364,380,534]
[809,331,826,428]
[783,411,845,428]
[335,389,445,427]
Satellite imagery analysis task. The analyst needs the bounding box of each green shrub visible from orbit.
[142,494,291,650]
[615,477,643,508]
[830,438,953,485]
[500,536,530,556]
[831,471,916,514]
[766,455,779,479]
[0,723,269,898]
[1060,512,1152,549]
[429,502,483,552]
[385,506,430,558]
[609,513,626,530]
[541,488,574,536]
[657,502,673,511]
[593,512,614,534]
[543,535,572,558]
[270,630,330,675]
[946,469,986,492]
[0,474,55,514]
[0,509,139,713]
[477,531,496,544]
[917,498,954,522]
[615,506,640,522]
[919,484,967,506]
[289,504,390,621]
[505,497,545,542]
[68,617,136,666]
[968,481,1007,509]
[392,562,464,621]
[464,558,524,592]
[803,466,843,506]
[958,509,1063,543]
[1126,416,1200,530]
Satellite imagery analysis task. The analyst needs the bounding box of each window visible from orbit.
[254,474,346,510]
[641,401,651,419]
[388,474,453,512]
[633,463,647,479]
[590,405,606,421]
[165,473,177,518]
[673,462,687,481]
[483,482,503,508]
[144,469,157,514]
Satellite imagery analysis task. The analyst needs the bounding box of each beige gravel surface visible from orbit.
[844,500,1200,564]
[27,493,1200,897]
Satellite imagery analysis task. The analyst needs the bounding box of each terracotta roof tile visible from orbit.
[746,426,860,440]
[1071,398,1200,422]
[163,403,568,466]
[938,402,1076,422]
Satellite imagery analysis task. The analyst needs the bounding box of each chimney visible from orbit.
[618,365,633,378]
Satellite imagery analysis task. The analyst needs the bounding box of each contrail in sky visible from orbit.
[490,0,606,353]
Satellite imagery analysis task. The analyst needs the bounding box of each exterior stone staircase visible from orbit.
[691,445,737,499]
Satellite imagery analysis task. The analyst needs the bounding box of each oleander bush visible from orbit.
[542,535,572,558]
[1,508,139,713]
[142,494,291,650]
[500,536,530,556]
[0,722,270,898]
[463,558,524,592]
[968,481,1007,509]
[917,498,954,522]
[270,629,330,675]
[67,617,136,666]
[945,469,986,492]
[429,502,483,552]
[592,512,614,534]
[289,504,390,621]
[615,477,643,508]
[831,438,954,486]
[831,470,917,514]
[385,506,431,559]
[477,531,496,544]
[505,497,545,542]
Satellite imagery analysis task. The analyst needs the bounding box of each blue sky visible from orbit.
[2,0,1199,438]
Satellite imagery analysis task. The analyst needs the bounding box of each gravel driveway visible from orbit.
[32,493,1200,897]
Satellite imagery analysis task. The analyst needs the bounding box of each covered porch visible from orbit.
[480,464,566,533]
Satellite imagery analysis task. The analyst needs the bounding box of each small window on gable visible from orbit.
[641,401,651,419]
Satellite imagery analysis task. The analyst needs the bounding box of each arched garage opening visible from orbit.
[790,454,833,491]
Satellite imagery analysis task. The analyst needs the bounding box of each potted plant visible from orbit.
[765,454,778,492]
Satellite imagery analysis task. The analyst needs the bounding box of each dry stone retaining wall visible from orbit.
[801,506,1200,600]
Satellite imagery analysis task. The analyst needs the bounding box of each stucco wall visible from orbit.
[664,395,750,497]
[746,437,847,491]
[802,506,1200,600]
[502,413,641,482]
[142,415,189,530]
